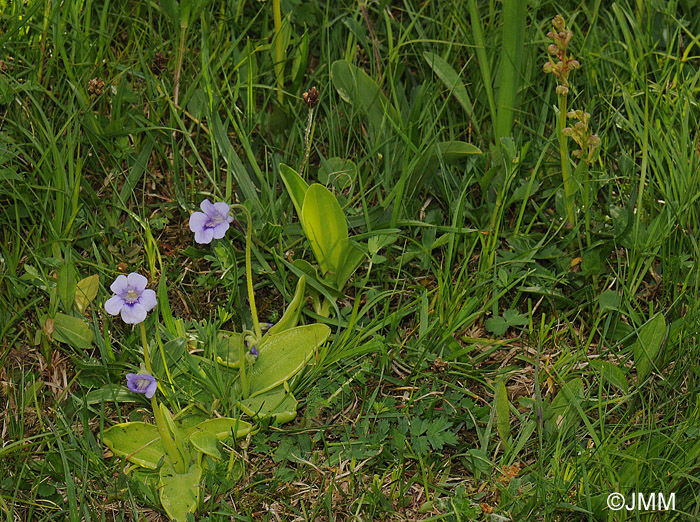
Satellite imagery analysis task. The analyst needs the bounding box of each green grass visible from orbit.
[2,0,700,520]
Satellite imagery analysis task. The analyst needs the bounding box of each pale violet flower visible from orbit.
[126,372,158,398]
[189,199,233,244]
[104,273,157,324]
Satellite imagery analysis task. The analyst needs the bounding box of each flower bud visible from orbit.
[548,44,559,55]
[543,62,553,73]
[553,15,566,32]
[556,85,569,95]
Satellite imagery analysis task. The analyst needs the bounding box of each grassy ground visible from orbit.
[2,0,700,520]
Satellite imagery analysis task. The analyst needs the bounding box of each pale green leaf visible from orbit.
[103,422,166,470]
[301,184,348,277]
[249,323,331,397]
[159,458,202,522]
[279,163,309,220]
[215,331,246,369]
[74,274,99,314]
[238,387,298,424]
[267,275,306,336]
[188,418,253,460]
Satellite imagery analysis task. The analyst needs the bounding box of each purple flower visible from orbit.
[188,199,233,244]
[249,345,259,358]
[126,372,158,398]
[104,273,157,324]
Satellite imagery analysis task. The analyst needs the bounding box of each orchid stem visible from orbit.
[558,93,576,228]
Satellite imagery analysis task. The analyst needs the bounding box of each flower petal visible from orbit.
[121,303,147,324]
[145,380,158,398]
[211,222,230,239]
[126,273,148,293]
[138,289,157,312]
[126,373,139,393]
[110,275,128,295]
[189,211,209,233]
[200,199,215,216]
[194,227,215,244]
[105,295,125,316]
[213,201,230,218]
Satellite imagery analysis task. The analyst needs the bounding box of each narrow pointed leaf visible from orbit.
[279,163,309,220]
[267,275,306,336]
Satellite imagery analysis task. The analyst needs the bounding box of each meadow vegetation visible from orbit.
[1,0,700,520]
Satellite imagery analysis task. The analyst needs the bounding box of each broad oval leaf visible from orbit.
[318,157,356,189]
[75,274,99,313]
[330,59,401,137]
[52,313,94,350]
[159,458,202,522]
[634,314,667,383]
[103,422,166,469]
[335,243,365,291]
[589,360,629,393]
[215,331,246,368]
[248,323,331,397]
[301,184,348,277]
[544,378,584,439]
[238,387,298,424]
[188,418,253,460]
[423,51,473,118]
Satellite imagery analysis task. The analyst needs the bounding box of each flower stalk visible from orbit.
[139,319,188,473]
[230,204,262,399]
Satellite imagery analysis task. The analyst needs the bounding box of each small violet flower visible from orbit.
[189,199,233,244]
[249,345,259,358]
[126,372,158,399]
[104,272,157,324]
